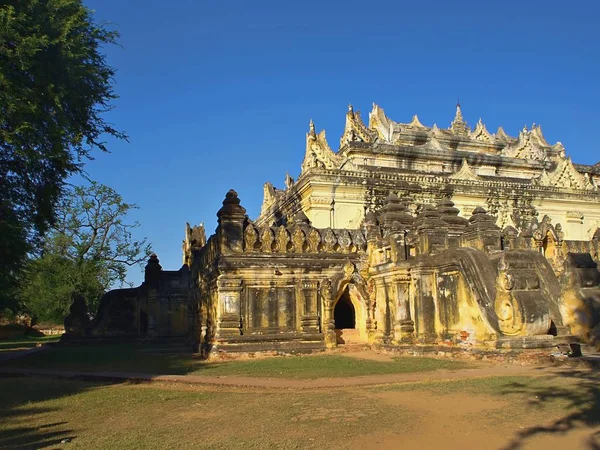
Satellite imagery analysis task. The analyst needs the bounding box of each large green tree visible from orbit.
[20,182,151,323]
[0,0,125,310]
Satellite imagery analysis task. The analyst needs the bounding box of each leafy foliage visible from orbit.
[0,0,125,310]
[20,182,151,323]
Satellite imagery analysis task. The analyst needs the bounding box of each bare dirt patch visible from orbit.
[353,374,600,450]
[338,349,396,362]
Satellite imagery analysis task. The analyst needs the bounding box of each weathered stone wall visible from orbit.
[183,190,600,355]
[186,190,370,354]
[66,104,600,352]
[63,254,190,341]
[71,186,600,355]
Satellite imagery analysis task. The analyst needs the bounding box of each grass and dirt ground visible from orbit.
[2,343,469,378]
[0,342,599,449]
[0,335,60,352]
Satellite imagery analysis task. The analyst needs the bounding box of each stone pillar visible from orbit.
[366,279,377,342]
[389,230,408,262]
[394,276,414,343]
[204,280,218,349]
[320,280,336,347]
[373,280,390,343]
[301,280,320,333]
[216,190,247,255]
[411,268,437,343]
[215,278,243,339]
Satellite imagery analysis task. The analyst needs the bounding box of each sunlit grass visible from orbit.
[1,373,596,449]
[5,343,469,378]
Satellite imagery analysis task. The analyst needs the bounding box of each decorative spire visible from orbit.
[471,118,493,142]
[407,114,426,129]
[530,124,550,147]
[341,104,374,146]
[217,189,247,221]
[380,193,414,232]
[302,121,340,173]
[308,119,316,137]
[284,172,294,189]
[450,102,469,136]
[437,198,469,228]
[495,126,510,141]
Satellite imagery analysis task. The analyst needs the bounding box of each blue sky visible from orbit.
[83,0,600,285]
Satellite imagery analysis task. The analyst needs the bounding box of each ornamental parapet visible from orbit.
[243,222,367,254]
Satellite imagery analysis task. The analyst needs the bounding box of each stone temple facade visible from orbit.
[64,104,600,356]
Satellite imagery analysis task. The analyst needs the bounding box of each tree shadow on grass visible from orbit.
[0,375,121,450]
[501,367,600,450]
[2,343,206,375]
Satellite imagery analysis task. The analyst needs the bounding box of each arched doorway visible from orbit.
[334,287,355,329]
[334,286,359,344]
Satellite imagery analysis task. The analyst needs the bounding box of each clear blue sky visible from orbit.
[82,0,600,286]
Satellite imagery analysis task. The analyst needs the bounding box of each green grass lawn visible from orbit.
[0,377,409,450]
[199,354,469,378]
[0,335,60,351]
[0,374,595,450]
[2,343,470,378]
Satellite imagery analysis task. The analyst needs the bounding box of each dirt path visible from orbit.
[338,349,396,362]
[354,387,600,450]
[0,363,578,390]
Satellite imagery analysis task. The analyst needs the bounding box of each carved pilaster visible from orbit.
[393,276,414,343]
[366,279,377,341]
[389,231,408,262]
[411,268,437,343]
[320,279,336,347]
[373,280,390,343]
[301,280,320,332]
[215,278,243,338]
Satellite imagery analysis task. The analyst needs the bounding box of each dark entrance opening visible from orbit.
[334,287,355,329]
[549,320,558,336]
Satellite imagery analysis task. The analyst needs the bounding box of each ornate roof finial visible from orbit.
[450,101,469,136]
[455,102,464,120]
[348,103,354,113]
[408,114,426,129]
[284,172,294,189]
[309,119,316,137]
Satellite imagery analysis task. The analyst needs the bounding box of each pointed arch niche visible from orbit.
[331,280,368,344]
